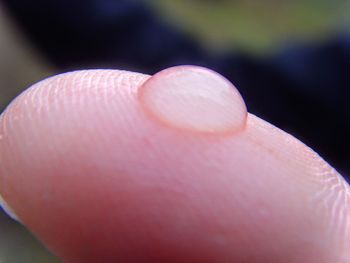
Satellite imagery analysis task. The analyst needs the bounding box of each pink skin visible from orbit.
[0,67,349,262]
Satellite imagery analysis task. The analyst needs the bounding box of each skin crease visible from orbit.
[0,67,349,263]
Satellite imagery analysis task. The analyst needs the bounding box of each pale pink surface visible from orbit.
[0,67,349,262]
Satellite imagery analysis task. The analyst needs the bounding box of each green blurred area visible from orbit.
[151,0,350,53]
[0,213,59,263]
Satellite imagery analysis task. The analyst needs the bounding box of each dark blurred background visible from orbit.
[0,0,349,262]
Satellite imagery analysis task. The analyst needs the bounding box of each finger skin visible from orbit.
[0,69,349,263]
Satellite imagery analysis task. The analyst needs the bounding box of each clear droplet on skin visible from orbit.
[139,66,247,135]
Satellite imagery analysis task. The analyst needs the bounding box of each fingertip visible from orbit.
[0,67,349,263]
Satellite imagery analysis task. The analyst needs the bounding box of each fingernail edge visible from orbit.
[0,193,21,222]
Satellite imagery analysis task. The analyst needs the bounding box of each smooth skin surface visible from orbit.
[0,66,349,263]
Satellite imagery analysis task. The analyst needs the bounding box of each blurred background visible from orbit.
[0,0,349,262]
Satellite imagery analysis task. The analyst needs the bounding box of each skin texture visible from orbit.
[0,67,349,263]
